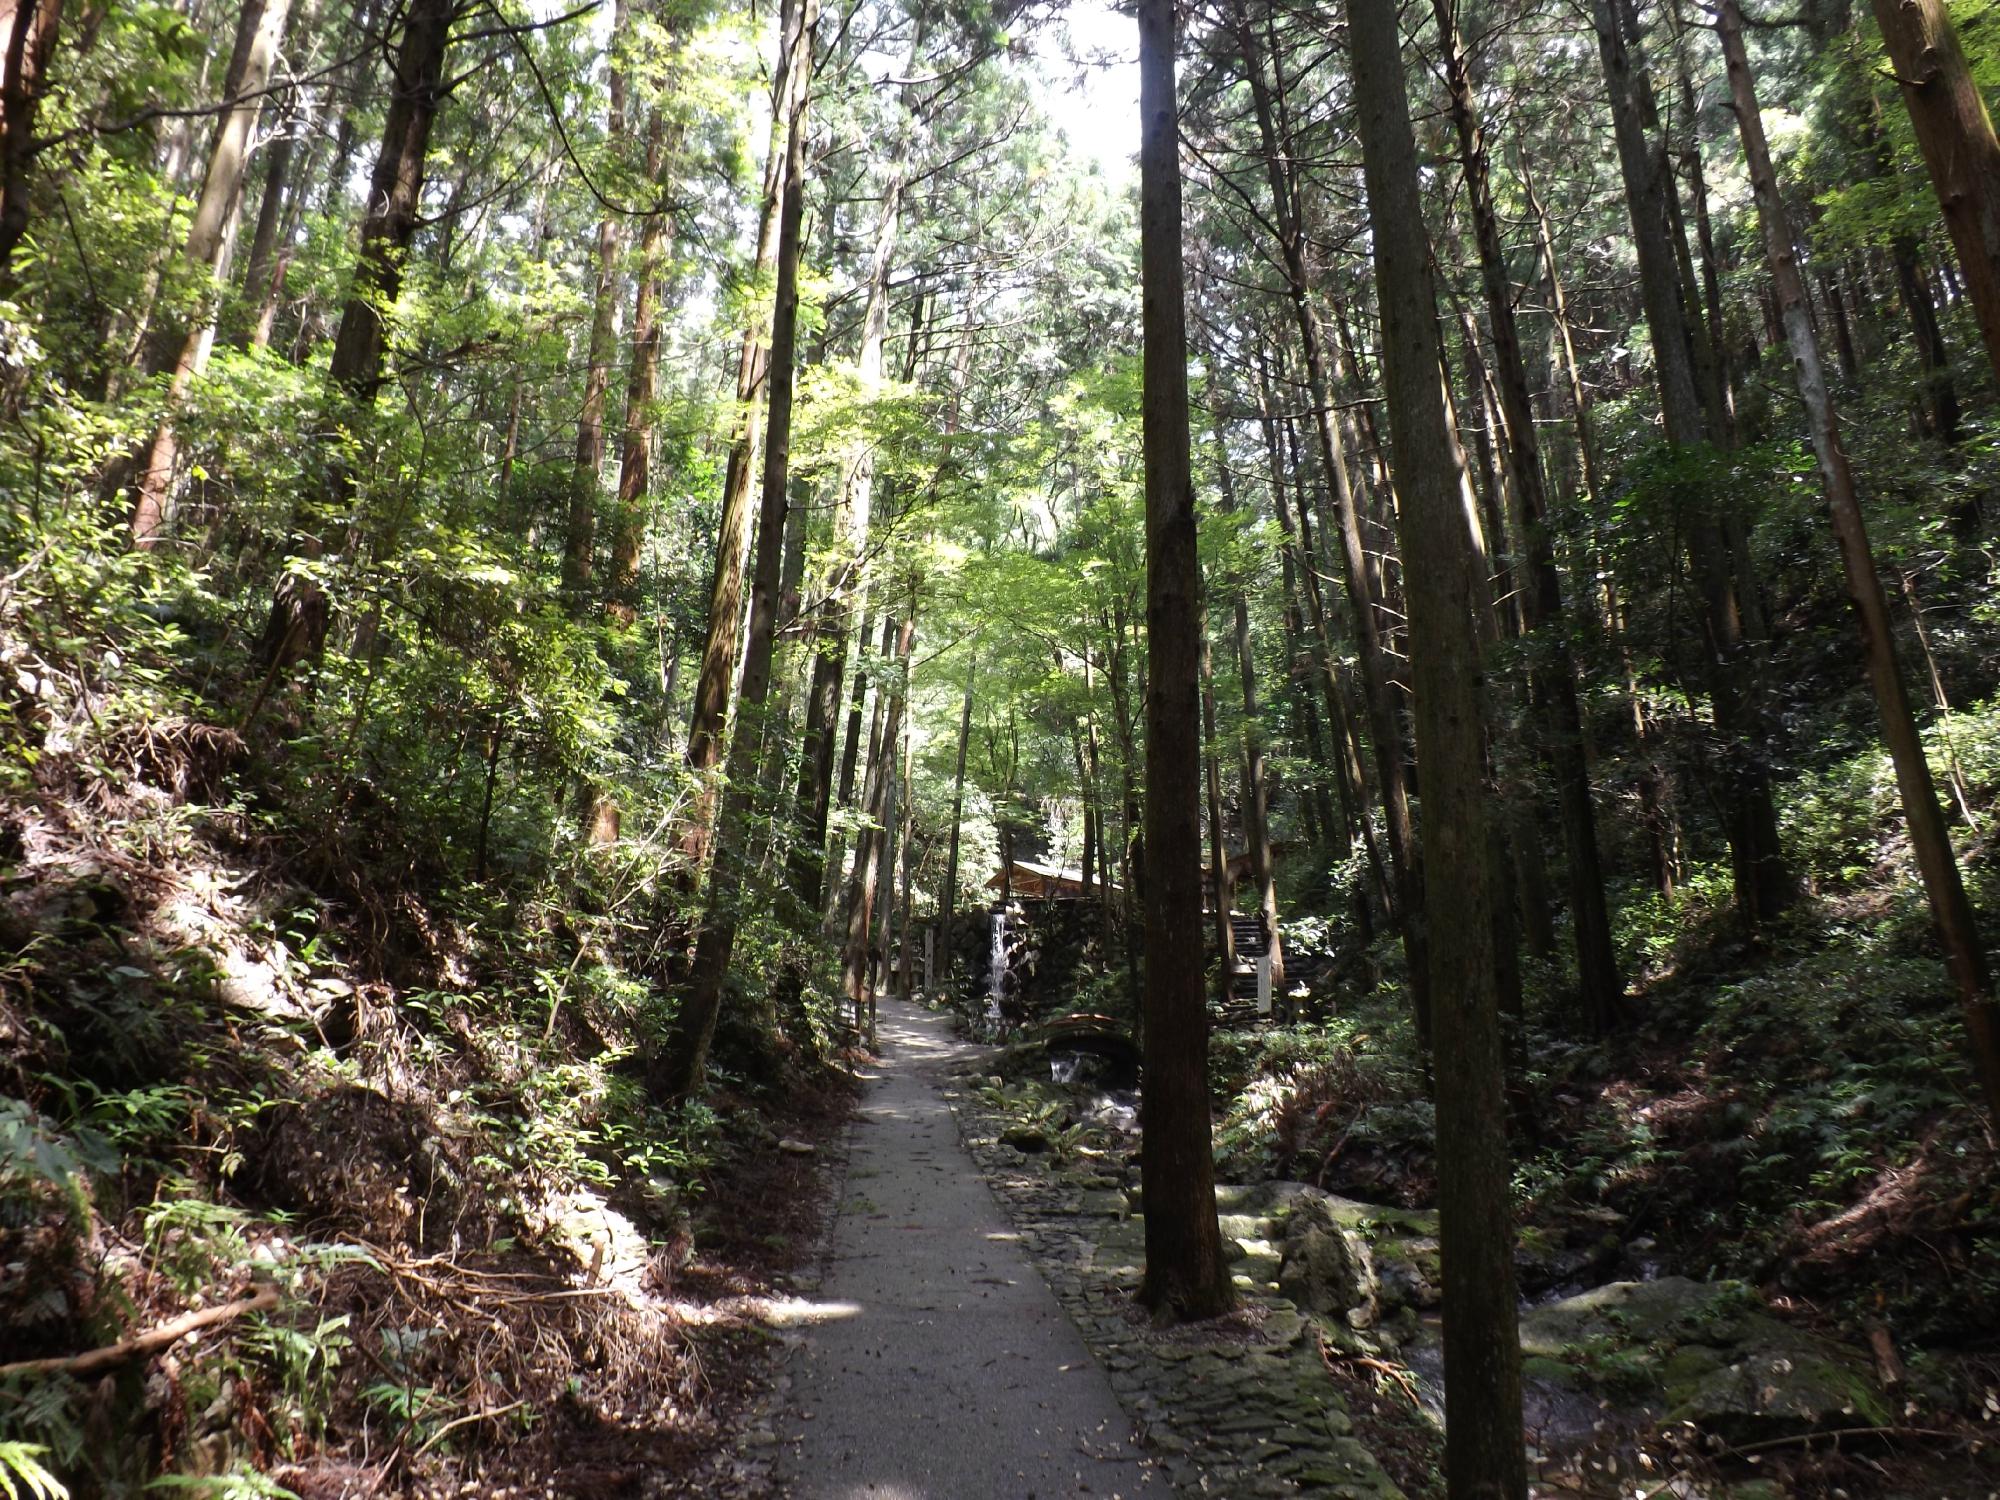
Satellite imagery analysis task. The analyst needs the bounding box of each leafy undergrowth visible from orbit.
[1208,705,2000,1494]
[0,531,854,1496]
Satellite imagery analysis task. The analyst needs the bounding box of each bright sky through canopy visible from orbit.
[1047,0,1139,185]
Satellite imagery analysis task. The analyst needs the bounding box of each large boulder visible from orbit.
[1277,1194,1380,1327]
[1519,1277,1891,1439]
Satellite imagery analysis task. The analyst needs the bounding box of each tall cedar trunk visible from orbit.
[1210,406,1282,990]
[1718,0,2000,1127]
[256,0,452,674]
[679,0,809,867]
[1667,3,1736,439]
[606,112,673,616]
[823,616,883,933]
[1456,337,1556,977]
[657,0,816,1097]
[324,0,451,402]
[1594,0,1793,926]
[1432,0,1622,1028]
[1894,241,1961,441]
[238,49,305,341]
[894,706,917,1004]
[1233,0,1425,1032]
[1135,0,1232,1323]
[1439,339,1534,1032]
[1255,357,1380,911]
[1869,0,2000,387]
[1854,78,1965,443]
[1348,0,1526,1489]
[786,139,911,912]
[843,613,914,1027]
[936,653,977,981]
[246,116,325,351]
[561,0,628,607]
[131,0,296,546]
[1202,631,1236,1001]
[0,0,64,288]
[872,706,901,1023]
[746,471,815,881]
[1519,148,1679,895]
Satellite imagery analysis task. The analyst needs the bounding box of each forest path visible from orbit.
[770,995,1166,1498]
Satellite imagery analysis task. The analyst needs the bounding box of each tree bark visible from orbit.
[1233,0,1425,1030]
[1432,0,1621,1028]
[257,0,452,673]
[1202,630,1236,1002]
[324,0,452,402]
[1136,0,1232,1323]
[0,0,64,288]
[936,652,977,983]
[1595,0,1793,927]
[560,0,628,608]
[679,0,810,868]
[658,0,816,1096]
[1869,0,2000,388]
[1718,0,2000,1128]
[606,111,673,617]
[131,0,296,546]
[1349,0,1526,1489]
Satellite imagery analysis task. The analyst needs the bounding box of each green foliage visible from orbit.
[1209,1014,1429,1187]
[0,1444,68,1500]
[0,1102,114,1223]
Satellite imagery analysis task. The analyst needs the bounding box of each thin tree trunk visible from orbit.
[1349,0,1526,1488]
[1256,347,1391,929]
[895,714,917,1005]
[657,0,817,1096]
[246,123,321,351]
[131,0,296,545]
[1210,403,1282,991]
[680,0,809,867]
[1433,0,1621,1026]
[937,652,977,985]
[256,0,452,673]
[1202,630,1236,1002]
[823,616,883,934]
[1719,0,2000,1128]
[1234,1,1426,1032]
[1595,0,1793,926]
[843,611,914,1031]
[606,111,673,615]
[786,160,917,912]
[1136,0,1232,1323]
[560,0,628,607]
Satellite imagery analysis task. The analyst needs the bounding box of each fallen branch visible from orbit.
[411,1398,528,1459]
[1725,1424,1960,1458]
[0,1287,279,1380]
[1318,1333,1426,1410]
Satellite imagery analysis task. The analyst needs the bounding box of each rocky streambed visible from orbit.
[951,1049,1930,1498]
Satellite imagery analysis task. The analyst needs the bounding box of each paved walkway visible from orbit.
[771,996,1164,1500]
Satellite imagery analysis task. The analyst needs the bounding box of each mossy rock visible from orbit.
[1665,1340,1892,1439]
[1277,1196,1380,1325]
[1521,1277,1889,1439]
[1519,1276,1753,1355]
